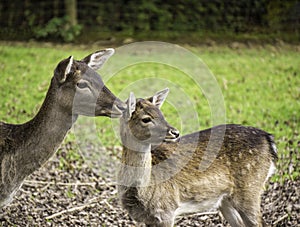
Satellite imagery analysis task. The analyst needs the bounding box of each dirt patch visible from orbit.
[0,147,299,226]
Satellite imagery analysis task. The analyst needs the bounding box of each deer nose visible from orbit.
[170,128,180,138]
[117,100,127,111]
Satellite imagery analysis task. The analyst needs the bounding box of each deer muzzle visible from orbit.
[164,127,180,142]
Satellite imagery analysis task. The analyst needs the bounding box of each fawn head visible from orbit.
[120,88,179,149]
[53,49,125,118]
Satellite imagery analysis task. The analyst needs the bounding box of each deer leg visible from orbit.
[219,197,246,227]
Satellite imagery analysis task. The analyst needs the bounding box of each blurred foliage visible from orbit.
[33,17,82,42]
[266,0,300,34]
[0,0,299,42]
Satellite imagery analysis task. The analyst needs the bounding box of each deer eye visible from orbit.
[77,81,89,89]
[141,116,152,124]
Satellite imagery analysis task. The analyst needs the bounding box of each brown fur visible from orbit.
[118,92,277,227]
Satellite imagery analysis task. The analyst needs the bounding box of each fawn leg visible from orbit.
[232,188,266,227]
[234,199,265,227]
[219,197,246,227]
[237,209,265,227]
[146,218,174,227]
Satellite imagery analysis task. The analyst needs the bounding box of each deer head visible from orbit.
[53,49,125,118]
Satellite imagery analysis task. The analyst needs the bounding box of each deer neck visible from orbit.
[20,85,75,173]
[120,141,152,187]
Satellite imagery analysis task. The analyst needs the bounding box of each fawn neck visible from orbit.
[120,141,152,187]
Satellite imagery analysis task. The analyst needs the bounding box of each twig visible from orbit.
[24,180,114,187]
[102,199,115,211]
[273,213,289,226]
[24,180,95,187]
[45,196,103,220]
[40,183,51,191]
[45,202,97,219]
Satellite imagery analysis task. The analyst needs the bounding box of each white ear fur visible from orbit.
[86,48,115,71]
[127,92,136,120]
[152,88,169,108]
[60,56,73,83]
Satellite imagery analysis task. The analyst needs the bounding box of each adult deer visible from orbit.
[118,88,277,227]
[0,49,125,208]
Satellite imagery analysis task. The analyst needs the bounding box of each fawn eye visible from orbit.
[77,81,89,89]
[141,116,152,124]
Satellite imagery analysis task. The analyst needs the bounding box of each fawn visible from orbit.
[118,88,277,227]
[0,49,125,208]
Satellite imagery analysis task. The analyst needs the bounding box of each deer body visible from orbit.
[118,89,277,227]
[0,49,125,208]
[0,104,72,206]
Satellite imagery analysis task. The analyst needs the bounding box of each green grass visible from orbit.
[0,42,299,182]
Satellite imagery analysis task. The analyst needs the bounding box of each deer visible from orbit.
[0,49,125,208]
[118,88,277,227]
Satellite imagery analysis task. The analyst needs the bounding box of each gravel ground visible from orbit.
[0,144,299,227]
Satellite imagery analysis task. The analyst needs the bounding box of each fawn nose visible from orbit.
[170,128,180,138]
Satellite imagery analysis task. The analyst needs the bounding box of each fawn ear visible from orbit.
[81,48,115,71]
[126,92,136,120]
[149,88,169,109]
[55,56,74,83]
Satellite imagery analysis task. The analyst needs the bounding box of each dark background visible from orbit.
[0,0,299,43]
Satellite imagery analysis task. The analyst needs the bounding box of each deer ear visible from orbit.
[81,48,115,71]
[126,92,136,120]
[148,88,169,109]
[54,56,73,83]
